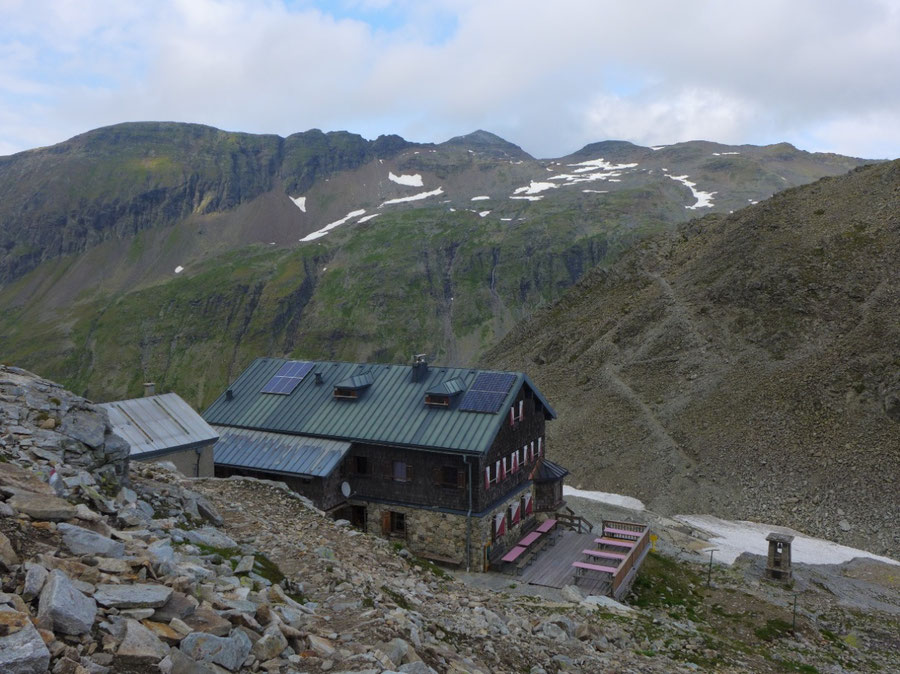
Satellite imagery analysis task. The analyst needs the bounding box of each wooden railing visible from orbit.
[606,521,651,600]
[557,507,595,533]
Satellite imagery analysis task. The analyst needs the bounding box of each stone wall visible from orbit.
[363,501,471,567]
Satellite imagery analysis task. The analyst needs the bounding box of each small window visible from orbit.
[425,394,450,407]
[392,461,411,482]
[440,466,461,488]
[391,511,406,534]
[352,456,368,475]
[333,387,358,399]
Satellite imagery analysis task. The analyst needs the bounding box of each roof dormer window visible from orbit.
[332,371,373,401]
[424,377,465,408]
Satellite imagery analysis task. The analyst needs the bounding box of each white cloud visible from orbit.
[0,0,899,158]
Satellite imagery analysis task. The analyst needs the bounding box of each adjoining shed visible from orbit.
[100,393,218,477]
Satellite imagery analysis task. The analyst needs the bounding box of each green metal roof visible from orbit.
[426,377,466,396]
[334,372,374,390]
[203,359,556,455]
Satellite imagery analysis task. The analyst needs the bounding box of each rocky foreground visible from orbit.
[2,364,899,673]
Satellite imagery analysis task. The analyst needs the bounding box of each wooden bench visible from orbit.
[595,537,636,549]
[518,531,542,548]
[582,549,627,562]
[536,518,559,543]
[501,545,530,574]
[603,527,641,539]
[572,560,618,586]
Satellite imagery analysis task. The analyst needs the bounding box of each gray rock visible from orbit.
[0,501,15,517]
[38,569,97,635]
[22,563,48,601]
[251,626,288,661]
[117,619,170,663]
[540,621,568,642]
[182,528,238,550]
[94,583,173,609]
[0,617,51,674]
[560,584,584,603]
[57,523,125,558]
[308,634,336,657]
[7,493,77,521]
[839,519,851,532]
[58,406,106,448]
[180,629,252,671]
[381,637,410,667]
[167,647,219,674]
[233,555,254,574]
[399,664,438,674]
[0,531,19,570]
[152,592,198,623]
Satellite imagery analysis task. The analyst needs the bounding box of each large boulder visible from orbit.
[94,583,173,609]
[6,494,76,521]
[57,523,125,557]
[116,619,170,663]
[180,629,252,671]
[0,612,51,674]
[37,569,97,635]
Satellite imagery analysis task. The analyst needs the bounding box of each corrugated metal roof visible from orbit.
[534,458,569,482]
[334,372,374,390]
[211,426,349,477]
[426,377,466,396]
[204,359,556,455]
[100,393,218,458]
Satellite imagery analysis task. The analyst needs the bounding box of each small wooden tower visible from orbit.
[765,532,794,581]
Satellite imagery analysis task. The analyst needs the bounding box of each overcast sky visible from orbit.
[2,0,899,159]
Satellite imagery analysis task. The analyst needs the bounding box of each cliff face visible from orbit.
[0,123,408,284]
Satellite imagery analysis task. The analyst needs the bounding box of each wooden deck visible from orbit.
[517,531,600,590]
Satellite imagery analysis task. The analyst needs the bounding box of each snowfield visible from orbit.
[174,266,184,274]
[675,515,899,566]
[563,486,646,511]
[380,187,444,207]
[667,174,716,209]
[388,172,424,187]
[300,209,366,242]
[289,196,307,212]
[471,195,490,201]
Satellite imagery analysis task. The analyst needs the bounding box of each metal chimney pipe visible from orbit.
[143,382,156,397]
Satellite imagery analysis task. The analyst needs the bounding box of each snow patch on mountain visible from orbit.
[380,187,444,207]
[568,158,638,173]
[300,209,366,242]
[510,195,543,201]
[675,515,899,567]
[564,486,646,511]
[357,214,380,223]
[389,172,424,187]
[478,211,491,218]
[174,266,184,274]
[290,196,307,212]
[514,181,557,195]
[667,174,716,209]
[471,195,490,201]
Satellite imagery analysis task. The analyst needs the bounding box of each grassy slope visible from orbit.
[483,161,900,555]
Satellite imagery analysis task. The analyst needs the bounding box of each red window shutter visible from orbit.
[457,469,466,489]
[381,512,391,534]
[518,400,523,420]
[484,467,491,490]
[509,407,515,426]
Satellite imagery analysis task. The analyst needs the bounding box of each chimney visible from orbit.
[314,372,323,385]
[225,389,234,401]
[143,382,156,397]
[411,354,428,382]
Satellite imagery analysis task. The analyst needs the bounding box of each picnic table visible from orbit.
[518,531,542,548]
[501,545,530,574]
[582,548,626,562]
[595,536,636,549]
[536,518,557,534]
[603,526,641,539]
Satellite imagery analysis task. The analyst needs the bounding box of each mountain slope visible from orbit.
[0,123,869,406]
[484,160,900,556]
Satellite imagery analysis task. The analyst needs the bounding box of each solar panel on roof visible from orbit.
[260,361,314,395]
[470,372,516,394]
[459,390,507,414]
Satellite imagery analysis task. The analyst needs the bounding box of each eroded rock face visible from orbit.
[0,365,130,493]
